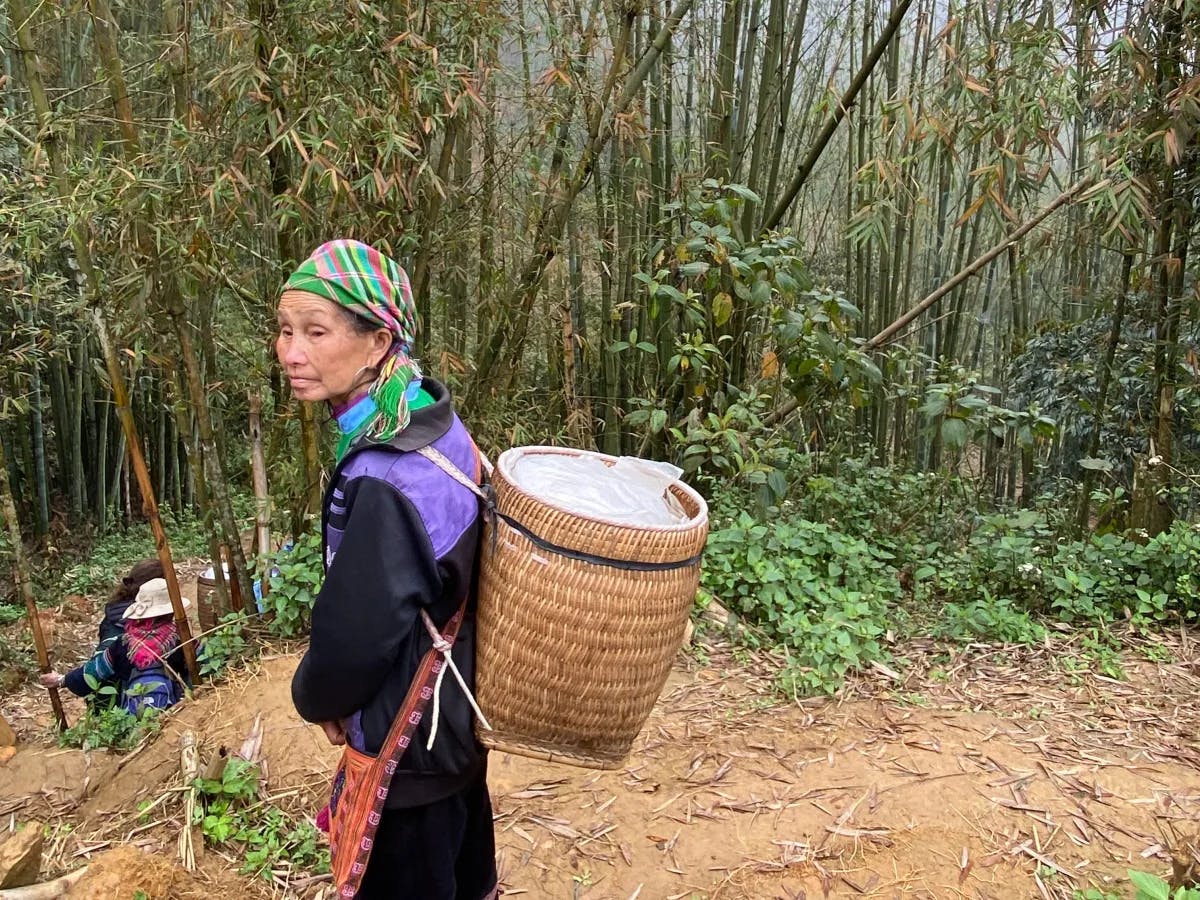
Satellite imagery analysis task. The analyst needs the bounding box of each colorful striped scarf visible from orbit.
[284,240,421,454]
[123,617,180,669]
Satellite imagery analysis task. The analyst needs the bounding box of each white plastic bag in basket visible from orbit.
[510,453,689,526]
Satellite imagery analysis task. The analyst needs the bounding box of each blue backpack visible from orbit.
[121,664,181,716]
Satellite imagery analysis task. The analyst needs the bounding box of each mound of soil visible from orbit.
[65,846,202,900]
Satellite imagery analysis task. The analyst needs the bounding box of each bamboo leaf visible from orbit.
[713,292,734,326]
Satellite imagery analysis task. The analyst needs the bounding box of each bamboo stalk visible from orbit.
[0,438,67,731]
[763,0,917,231]
[249,392,271,592]
[93,311,200,682]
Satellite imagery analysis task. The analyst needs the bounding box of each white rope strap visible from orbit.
[420,609,493,750]
[414,443,495,749]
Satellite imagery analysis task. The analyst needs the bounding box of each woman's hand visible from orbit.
[39,672,64,689]
[319,720,347,746]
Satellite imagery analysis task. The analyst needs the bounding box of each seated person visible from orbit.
[42,572,190,715]
[97,558,162,644]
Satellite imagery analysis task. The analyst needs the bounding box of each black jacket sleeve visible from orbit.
[62,635,124,697]
[291,475,443,724]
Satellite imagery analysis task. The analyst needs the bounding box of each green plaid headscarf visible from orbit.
[284,240,421,449]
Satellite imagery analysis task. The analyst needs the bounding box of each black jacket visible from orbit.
[291,380,486,808]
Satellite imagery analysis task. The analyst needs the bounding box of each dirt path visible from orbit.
[2,624,1198,898]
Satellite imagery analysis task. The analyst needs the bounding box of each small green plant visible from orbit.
[199,611,252,679]
[1080,630,1126,680]
[934,592,1046,644]
[59,704,161,752]
[704,513,898,695]
[193,759,329,880]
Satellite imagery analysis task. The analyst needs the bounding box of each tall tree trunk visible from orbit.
[1076,251,1134,531]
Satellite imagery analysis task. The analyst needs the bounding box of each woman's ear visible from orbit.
[370,328,394,368]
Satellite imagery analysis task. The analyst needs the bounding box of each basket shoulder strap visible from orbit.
[417,445,490,499]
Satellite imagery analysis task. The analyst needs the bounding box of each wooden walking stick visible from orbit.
[0,439,68,731]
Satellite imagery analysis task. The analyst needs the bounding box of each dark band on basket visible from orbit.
[495,512,703,572]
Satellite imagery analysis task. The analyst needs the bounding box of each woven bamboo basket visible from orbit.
[475,446,709,769]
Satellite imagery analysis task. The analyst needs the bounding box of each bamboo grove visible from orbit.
[3,0,1200,571]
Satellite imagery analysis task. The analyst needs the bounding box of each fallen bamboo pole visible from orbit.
[764,176,1107,427]
[93,310,199,684]
[0,440,67,730]
[0,867,87,899]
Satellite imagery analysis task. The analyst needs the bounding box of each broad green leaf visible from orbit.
[1127,870,1170,900]
[919,394,949,417]
[726,183,761,203]
[750,279,772,306]
[941,417,969,448]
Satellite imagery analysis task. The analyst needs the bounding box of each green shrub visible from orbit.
[199,611,252,679]
[59,703,161,751]
[700,461,1200,696]
[933,591,1046,644]
[703,513,900,694]
[923,514,1200,628]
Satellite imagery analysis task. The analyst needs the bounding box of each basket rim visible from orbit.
[496,445,709,534]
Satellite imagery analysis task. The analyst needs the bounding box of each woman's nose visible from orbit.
[279,337,306,366]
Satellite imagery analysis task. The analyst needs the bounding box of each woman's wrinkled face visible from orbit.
[275,292,390,406]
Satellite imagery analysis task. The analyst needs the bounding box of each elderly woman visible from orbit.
[278,240,496,900]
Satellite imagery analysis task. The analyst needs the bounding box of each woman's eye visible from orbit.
[279,327,293,338]
[308,329,326,339]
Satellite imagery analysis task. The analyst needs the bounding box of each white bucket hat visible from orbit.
[122,577,189,620]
